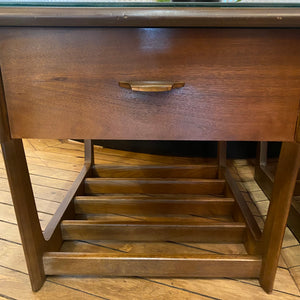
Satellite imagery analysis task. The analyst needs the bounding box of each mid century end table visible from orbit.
[0,1,300,294]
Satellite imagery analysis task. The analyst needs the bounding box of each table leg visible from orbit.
[0,68,46,291]
[1,139,46,291]
[260,142,300,293]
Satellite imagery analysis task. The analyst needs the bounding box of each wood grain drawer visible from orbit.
[1,28,300,140]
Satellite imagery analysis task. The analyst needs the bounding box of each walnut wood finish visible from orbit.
[254,165,274,199]
[1,139,46,291]
[0,70,46,291]
[92,164,218,179]
[61,220,246,243]
[288,199,300,241]
[0,67,94,290]
[0,140,94,292]
[74,195,234,216]
[218,142,227,179]
[85,178,225,195]
[255,142,300,242]
[224,168,262,255]
[1,28,300,140]
[1,16,300,293]
[43,252,262,278]
[260,142,300,293]
[294,181,300,196]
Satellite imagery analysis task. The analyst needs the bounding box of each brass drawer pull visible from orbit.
[119,81,185,92]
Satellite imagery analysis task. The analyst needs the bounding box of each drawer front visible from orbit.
[1,28,300,141]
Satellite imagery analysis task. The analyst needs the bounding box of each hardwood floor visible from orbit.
[0,139,299,300]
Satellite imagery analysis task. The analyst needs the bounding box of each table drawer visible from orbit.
[1,28,300,140]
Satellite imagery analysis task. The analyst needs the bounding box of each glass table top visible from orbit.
[1,0,300,8]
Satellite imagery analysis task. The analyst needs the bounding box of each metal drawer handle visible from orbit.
[119,81,185,92]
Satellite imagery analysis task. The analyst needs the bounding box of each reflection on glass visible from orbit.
[1,0,300,6]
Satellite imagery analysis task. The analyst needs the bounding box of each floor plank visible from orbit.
[0,266,102,300]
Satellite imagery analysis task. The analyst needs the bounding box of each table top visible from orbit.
[1,2,300,27]
[1,1,300,8]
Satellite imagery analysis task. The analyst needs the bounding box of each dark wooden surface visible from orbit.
[260,142,300,293]
[0,18,300,294]
[74,195,235,216]
[61,220,246,242]
[0,7,300,28]
[288,198,300,241]
[0,70,46,291]
[2,140,299,298]
[43,252,262,278]
[92,164,218,178]
[85,178,225,195]
[1,139,46,292]
[1,28,300,140]
[255,142,300,242]
[224,168,262,256]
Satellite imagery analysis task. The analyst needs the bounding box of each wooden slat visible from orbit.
[92,164,218,179]
[254,165,274,199]
[43,163,90,243]
[224,169,262,240]
[61,240,248,255]
[84,178,225,195]
[294,180,300,196]
[288,201,300,241]
[43,252,261,278]
[255,150,300,242]
[74,195,234,216]
[76,214,233,223]
[61,220,246,243]
[43,140,93,250]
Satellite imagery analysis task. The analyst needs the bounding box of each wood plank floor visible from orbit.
[0,139,299,300]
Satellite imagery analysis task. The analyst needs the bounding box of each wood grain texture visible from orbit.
[1,138,46,291]
[224,168,262,256]
[74,195,234,216]
[225,169,262,241]
[1,28,300,140]
[0,68,10,143]
[76,214,233,223]
[42,162,90,247]
[255,142,300,242]
[43,252,262,278]
[254,165,274,199]
[288,201,300,241]
[0,70,46,291]
[60,240,248,255]
[2,139,299,296]
[84,178,225,195]
[294,180,300,196]
[61,220,246,243]
[260,142,300,293]
[92,164,218,179]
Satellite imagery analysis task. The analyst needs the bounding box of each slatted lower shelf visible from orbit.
[45,164,262,279]
[43,252,262,277]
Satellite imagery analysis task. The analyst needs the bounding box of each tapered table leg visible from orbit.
[1,139,46,291]
[260,142,300,293]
